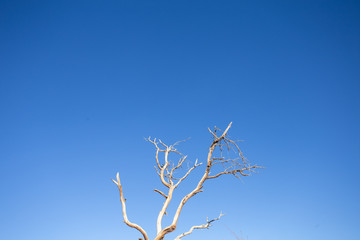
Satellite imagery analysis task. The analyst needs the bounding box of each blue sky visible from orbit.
[0,0,359,239]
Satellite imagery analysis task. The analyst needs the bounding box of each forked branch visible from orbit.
[113,122,262,240]
[154,122,262,240]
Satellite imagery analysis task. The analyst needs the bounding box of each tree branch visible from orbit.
[157,186,175,234]
[174,212,225,240]
[147,137,172,188]
[112,173,149,240]
[207,165,264,179]
[154,189,168,198]
[175,159,202,188]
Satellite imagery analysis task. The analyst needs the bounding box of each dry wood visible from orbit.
[112,122,262,240]
[174,212,224,240]
[112,173,149,240]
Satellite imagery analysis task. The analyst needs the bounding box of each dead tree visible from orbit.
[112,122,262,240]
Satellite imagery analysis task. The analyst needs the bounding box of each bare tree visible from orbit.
[112,122,262,240]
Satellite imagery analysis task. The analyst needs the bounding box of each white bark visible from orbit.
[112,173,149,240]
[174,213,224,240]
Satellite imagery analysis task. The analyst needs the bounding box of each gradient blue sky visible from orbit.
[1,0,359,240]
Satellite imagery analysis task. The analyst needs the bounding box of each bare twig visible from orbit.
[174,212,225,240]
[154,189,168,198]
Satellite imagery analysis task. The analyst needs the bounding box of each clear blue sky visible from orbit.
[1,0,359,239]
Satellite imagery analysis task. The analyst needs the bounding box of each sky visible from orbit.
[0,0,359,239]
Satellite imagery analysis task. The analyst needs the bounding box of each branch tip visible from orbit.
[116,172,121,185]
